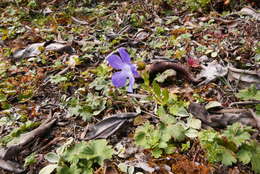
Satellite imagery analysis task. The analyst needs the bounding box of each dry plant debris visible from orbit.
[0,0,259,173]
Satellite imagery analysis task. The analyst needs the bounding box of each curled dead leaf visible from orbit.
[197,60,228,86]
[12,41,75,59]
[0,119,56,173]
[188,103,259,129]
[228,67,260,88]
[0,159,24,173]
[133,29,151,42]
[148,61,199,83]
[84,113,138,140]
[103,160,120,174]
[240,7,260,21]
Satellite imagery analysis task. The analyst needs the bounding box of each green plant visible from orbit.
[198,123,260,173]
[89,76,111,94]
[236,85,260,115]
[0,93,7,103]
[141,74,189,117]
[236,85,260,100]
[134,121,199,158]
[130,13,146,27]
[141,73,170,105]
[149,38,166,49]
[24,153,37,167]
[147,81,170,106]
[27,0,37,8]
[87,63,112,95]
[185,0,211,11]
[134,107,201,158]
[67,93,106,121]
[39,139,114,174]
[49,75,68,84]
[134,122,176,158]
[256,104,260,116]
[89,63,111,77]
[181,141,191,152]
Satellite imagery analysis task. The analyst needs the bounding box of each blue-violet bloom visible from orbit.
[107,47,140,93]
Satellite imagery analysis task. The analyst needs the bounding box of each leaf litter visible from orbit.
[0,0,260,174]
[83,112,138,140]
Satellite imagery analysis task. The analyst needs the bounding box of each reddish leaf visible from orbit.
[187,57,200,68]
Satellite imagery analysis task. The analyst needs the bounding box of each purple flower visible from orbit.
[107,47,140,93]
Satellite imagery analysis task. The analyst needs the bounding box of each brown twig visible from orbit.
[80,124,90,140]
[148,61,200,83]
[228,67,259,75]
[35,137,64,153]
[229,100,260,107]
[127,93,148,99]
[214,108,249,114]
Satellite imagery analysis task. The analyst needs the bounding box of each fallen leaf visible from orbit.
[187,57,200,68]
[66,55,81,68]
[103,160,120,174]
[84,113,138,140]
[0,159,24,173]
[197,60,228,86]
[133,29,151,42]
[205,101,223,110]
[0,119,56,173]
[188,103,258,128]
[154,69,176,83]
[0,119,56,160]
[123,153,155,173]
[240,7,260,21]
[228,67,260,88]
[12,41,75,59]
[149,61,199,83]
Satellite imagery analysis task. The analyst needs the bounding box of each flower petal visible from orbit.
[130,64,140,77]
[111,71,128,88]
[118,47,131,64]
[127,75,135,93]
[107,55,124,70]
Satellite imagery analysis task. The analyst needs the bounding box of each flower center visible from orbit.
[122,64,132,75]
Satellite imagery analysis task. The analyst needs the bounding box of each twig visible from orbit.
[71,16,88,25]
[229,100,260,107]
[56,66,70,76]
[35,137,64,153]
[42,66,70,86]
[127,94,147,99]
[80,124,90,140]
[214,108,248,114]
[228,67,259,75]
[141,109,159,118]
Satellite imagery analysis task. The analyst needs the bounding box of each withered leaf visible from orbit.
[0,119,56,160]
[188,103,258,129]
[197,60,228,86]
[228,67,260,88]
[0,159,24,173]
[0,119,56,173]
[84,113,138,140]
[12,41,75,59]
[240,7,260,21]
[149,61,199,83]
